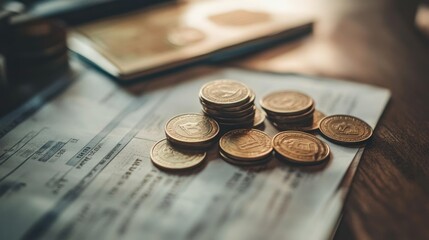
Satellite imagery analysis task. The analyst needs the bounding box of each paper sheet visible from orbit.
[0,63,390,240]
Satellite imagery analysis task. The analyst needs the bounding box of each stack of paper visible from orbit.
[0,62,389,240]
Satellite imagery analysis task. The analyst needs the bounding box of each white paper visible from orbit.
[0,63,390,240]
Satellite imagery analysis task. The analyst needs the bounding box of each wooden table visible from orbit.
[1,0,428,239]
[238,0,429,239]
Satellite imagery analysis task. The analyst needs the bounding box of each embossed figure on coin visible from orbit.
[160,143,199,163]
[272,131,330,164]
[333,121,360,135]
[236,135,264,150]
[283,138,319,157]
[200,80,250,106]
[261,91,313,115]
[178,120,210,137]
[220,129,273,161]
[272,96,304,109]
[165,114,219,145]
[150,139,206,170]
[211,85,242,99]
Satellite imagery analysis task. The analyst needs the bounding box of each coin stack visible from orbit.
[151,113,219,170]
[151,85,374,171]
[219,129,273,166]
[3,20,69,84]
[260,91,323,132]
[199,79,256,129]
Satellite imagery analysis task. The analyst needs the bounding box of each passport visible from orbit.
[69,0,313,81]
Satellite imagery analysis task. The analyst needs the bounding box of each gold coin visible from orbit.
[219,151,271,166]
[210,110,255,124]
[272,131,330,164]
[202,104,255,118]
[150,139,206,170]
[273,110,325,132]
[199,79,250,107]
[221,90,255,110]
[266,105,315,123]
[200,89,255,111]
[165,113,219,145]
[253,107,266,127]
[166,136,214,149]
[319,114,373,144]
[260,91,314,115]
[272,121,311,131]
[219,129,273,161]
[306,110,325,131]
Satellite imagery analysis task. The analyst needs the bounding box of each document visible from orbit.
[0,63,390,240]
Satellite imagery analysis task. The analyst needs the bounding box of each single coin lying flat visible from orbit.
[165,113,219,149]
[219,129,273,164]
[272,131,330,164]
[319,114,373,145]
[260,91,314,116]
[150,139,206,170]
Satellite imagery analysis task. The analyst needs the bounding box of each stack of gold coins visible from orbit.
[272,131,330,165]
[150,87,374,171]
[150,113,219,170]
[164,113,219,149]
[219,129,273,165]
[199,79,256,129]
[261,91,324,132]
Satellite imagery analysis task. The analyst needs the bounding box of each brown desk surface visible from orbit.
[238,0,429,239]
[1,0,428,239]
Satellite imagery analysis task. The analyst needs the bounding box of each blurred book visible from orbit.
[68,0,313,81]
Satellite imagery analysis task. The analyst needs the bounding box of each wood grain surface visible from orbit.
[238,0,429,239]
